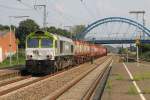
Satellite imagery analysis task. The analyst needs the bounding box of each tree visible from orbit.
[0,24,10,31]
[71,25,85,39]
[47,26,57,33]
[46,26,71,38]
[141,44,150,53]
[16,19,39,48]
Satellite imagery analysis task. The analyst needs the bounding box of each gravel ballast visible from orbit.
[0,57,107,100]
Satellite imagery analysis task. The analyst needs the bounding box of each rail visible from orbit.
[89,60,113,100]
[43,56,112,100]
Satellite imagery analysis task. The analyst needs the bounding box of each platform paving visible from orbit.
[125,62,150,100]
[101,57,146,100]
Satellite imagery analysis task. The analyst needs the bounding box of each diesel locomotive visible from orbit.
[25,31,107,74]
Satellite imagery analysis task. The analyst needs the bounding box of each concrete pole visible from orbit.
[127,48,128,63]
[34,5,47,30]
[137,45,139,62]
[14,28,19,64]
[8,16,29,65]
[9,17,12,66]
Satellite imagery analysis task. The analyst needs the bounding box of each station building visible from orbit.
[0,31,17,62]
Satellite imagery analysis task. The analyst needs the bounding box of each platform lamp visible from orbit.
[9,16,29,66]
[129,10,145,63]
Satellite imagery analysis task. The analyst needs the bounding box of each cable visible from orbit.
[124,24,131,38]
[17,0,33,9]
[80,0,94,19]
[17,0,43,19]
[46,1,79,25]
[0,4,32,11]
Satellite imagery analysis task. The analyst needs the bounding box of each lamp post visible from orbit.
[129,10,145,62]
[9,16,29,66]
[129,11,145,39]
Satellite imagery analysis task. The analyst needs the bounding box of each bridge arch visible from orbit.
[78,17,150,39]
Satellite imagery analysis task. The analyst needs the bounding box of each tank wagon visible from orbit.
[25,31,107,74]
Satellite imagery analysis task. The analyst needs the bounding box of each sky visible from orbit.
[0,0,150,29]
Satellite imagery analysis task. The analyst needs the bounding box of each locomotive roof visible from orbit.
[27,31,73,43]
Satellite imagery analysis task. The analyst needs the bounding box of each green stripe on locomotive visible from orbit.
[26,31,58,48]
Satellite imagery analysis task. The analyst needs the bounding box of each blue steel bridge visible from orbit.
[77,17,150,44]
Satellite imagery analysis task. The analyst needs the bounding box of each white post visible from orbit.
[8,16,29,65]
[14,28,19,64]
[17,43,19,64]
[127,48,128,63]
[137,45,139,62]
[0,47,2,62]
[9,17,12,66]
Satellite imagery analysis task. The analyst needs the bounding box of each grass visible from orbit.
[0,49,25,68]
[106,80,112,90]
[133,72,150,81]
[127,85,138,95]
[115,74,124,80]
[141,51,150,62]
[142,89,150,94]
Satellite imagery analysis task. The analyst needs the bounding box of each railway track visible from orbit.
[0,70,21,82]
[0,65,25,70]
[0,69,72,96]
[44,57,112,100]
[0,56,110,100]
[0,65,25,81]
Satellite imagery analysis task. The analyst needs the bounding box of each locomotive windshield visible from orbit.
[41,38,53,48]
[27,38,39,48]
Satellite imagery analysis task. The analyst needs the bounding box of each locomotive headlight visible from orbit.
[47,55,52,59]
[27,55,32,59]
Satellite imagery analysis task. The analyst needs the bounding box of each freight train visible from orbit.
[25,31,107,74]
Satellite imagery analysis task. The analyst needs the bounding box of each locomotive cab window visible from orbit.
[27,38,39,48]
[71,45,74,53]
[60,41,63,53]
[41,38,53,48]
[55,40,57,48]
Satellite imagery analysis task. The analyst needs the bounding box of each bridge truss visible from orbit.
[77,17,150,44]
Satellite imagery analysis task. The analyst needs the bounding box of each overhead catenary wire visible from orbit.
[124,24,131,39]
[80,0,98,22]
[16,0,41,14]
[0,4,32,11]
[46,0,82,26]
[17,0,46,25]
[18,0,76,27]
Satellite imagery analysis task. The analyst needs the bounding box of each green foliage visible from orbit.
[0,49,25,68]
[71,25,85,38]
[141,44,150,53]
[115,74,124,80]
[46,26,57,33]
[133,72,150,81]
[127,85,138,95]
[106,80,112,90]
[72,25,85,34]
[118,48,127,54]
[141,51,150,61]
[140,44,150,60]
[46,26,71,38]
[142,89,150,94]
[16,19,39,48]
[0,24,10,31]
